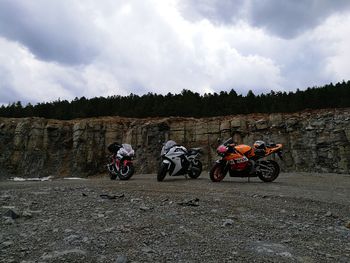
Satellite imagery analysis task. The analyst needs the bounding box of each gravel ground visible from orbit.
[1,172,350,263]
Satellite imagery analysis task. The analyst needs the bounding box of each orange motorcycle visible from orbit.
[209,138,283,182]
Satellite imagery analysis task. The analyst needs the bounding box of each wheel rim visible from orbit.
[213,166,224,180]
[120,165,130,176]
[260,163,275,179]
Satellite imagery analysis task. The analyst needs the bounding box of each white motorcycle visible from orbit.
[157,140,202,182]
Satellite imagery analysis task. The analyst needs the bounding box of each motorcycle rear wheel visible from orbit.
[118,164,135,180]
[157,163,168,182]
[257,160,280,182]
[188,160,202,179]
[209,163,227,182]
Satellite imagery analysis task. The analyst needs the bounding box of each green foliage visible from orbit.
[1,81,349,119]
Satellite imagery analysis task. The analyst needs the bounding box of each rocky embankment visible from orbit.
[0,108,349,177]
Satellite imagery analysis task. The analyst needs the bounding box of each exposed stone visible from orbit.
[255,119,269,130]
[0,108,349,177]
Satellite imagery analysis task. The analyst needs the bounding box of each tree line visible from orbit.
[1,81,349,120]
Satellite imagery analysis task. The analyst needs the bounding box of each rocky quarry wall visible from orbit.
[0,108,349,177]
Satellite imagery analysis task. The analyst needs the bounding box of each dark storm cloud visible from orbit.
[249,0,350,38]
[182,0,350,38]
[0,0,98,65]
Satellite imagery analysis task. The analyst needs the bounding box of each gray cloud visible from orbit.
[0,0,349,105]
[0,0,99,65]
[182,0,350,38]
[249,0,350,38]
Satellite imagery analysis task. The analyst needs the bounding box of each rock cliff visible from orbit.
[1,108,349,177]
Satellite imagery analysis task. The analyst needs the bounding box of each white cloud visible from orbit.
[313,14,350,81]
[0,38,79,104]
[0,0,349,105]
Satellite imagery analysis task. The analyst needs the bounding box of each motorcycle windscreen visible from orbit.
[121,144,134,156]
[161,140,177,155]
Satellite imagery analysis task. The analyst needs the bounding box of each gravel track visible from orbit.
[1,172,350,262]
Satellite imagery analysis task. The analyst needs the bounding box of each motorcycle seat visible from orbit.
[188,148,201,154]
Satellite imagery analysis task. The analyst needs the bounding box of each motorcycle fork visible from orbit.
[114,158,120,171]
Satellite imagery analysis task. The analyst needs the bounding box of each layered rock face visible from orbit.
[0,108,349,177]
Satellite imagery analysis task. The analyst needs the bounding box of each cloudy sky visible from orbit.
[0,0,350,105]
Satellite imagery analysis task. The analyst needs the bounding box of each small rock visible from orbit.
[22,210,33,219]
[345,221,350,229]
[142,246,155,254]
[115,255,128,263]
[222,219,234,227]
[100,194,116,199]
[4,209,20,219]
[177,198,199,207]
[325,211,332,217]
[140,206,151,211]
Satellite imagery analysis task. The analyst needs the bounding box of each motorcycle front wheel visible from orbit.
[257,160,280,182]
[188,160,202,179]
[118,164,135,180]
[107,164,117,180]
[209,163,227,182]
[157,163,168,182]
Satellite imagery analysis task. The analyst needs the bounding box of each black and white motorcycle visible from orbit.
[157,140,203,182]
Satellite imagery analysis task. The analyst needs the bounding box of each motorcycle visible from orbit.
[157,140,203,182]
[210,138,283,182]
[107,143,135,180]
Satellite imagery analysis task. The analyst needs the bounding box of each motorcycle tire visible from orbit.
[209,163,227,182]
[118,164,135,181]
[188,160,202,179]
[257,160,280,182]
[107,164,118,180]
[157,163,168,182]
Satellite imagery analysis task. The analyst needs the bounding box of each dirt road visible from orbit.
[1,172,350,262]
